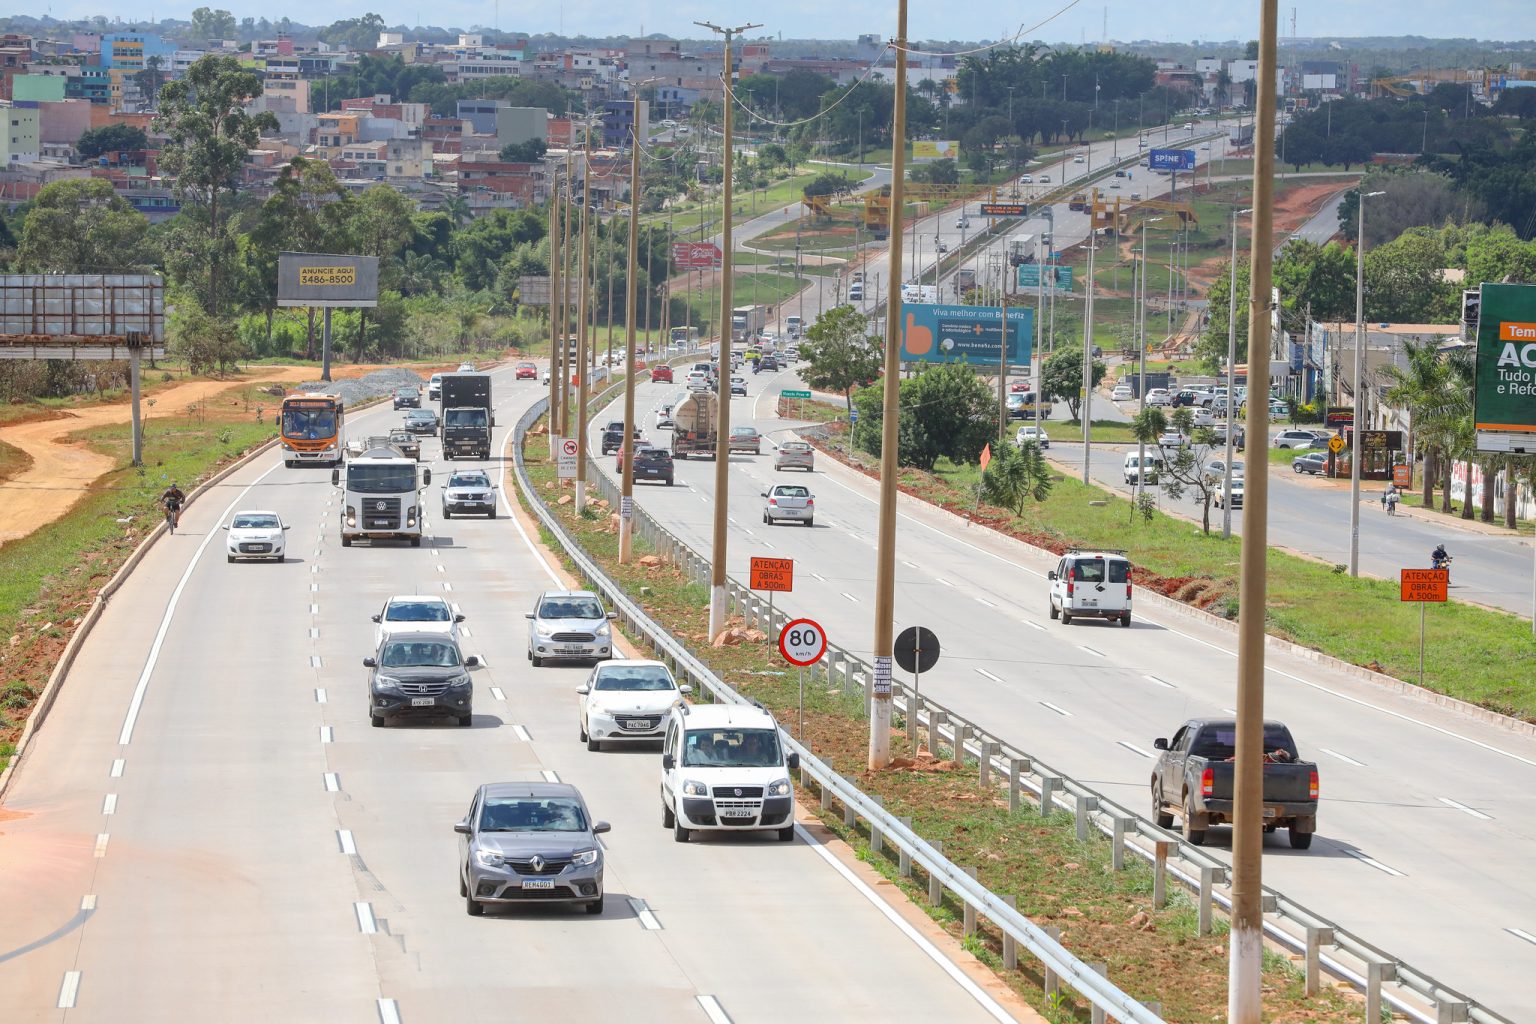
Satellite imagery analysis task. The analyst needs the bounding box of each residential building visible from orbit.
[0,100,41,164]
[0,35,34,101]
[100,33,175,71]
[600,98,648,149]
[457,99,506,135]
[316,112,361,148]
[11,74,65,103]
[456,159,544,204]
[37,98,90,146]
[495,106,546,148]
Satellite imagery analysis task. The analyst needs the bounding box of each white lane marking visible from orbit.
[355,902,378,934]
[310,564,319,574]
[1117,741,1154,758]
[442,582,453,591]
[57,971,81,1009]
[461,625,472,637]
[1438,797,1492,821]
[436,564,445,572]
[310,603,319,614]
[1320,748,1365,767]
[1344,849,1405,877]
[1039,701,1071,717]
[315,688,327,704]
[699,496,709,503]
[309,655,323,669]
[109,758,124,778]
[117,461,282,744]
[728,517,736,525]
[102,794,117,815]
[1023,620,1046,631]
[1223,707,1238,716]
[309,628,320,639]
[541,770,561,783]
[628,896,663,930]
[93,833,109,858]
[80,895,97,911]
[761,541,774,550]
[742,528,755,537]
[840,592,858,603]
[377,998,403,1024]
[1144,674,1176,689]
[794,823,1017,1023]
[337,829,357,855]
[696,996,733,1024]
[319,726,334,744]
[902,560,919,569]
[1078,645,1105,658]
[937,578,954,588]
[513,725,532,742]
[811,572,826,582]
[1507,927,1536,946]
[310,583,319,592]
[490,686,506,701]
[976,597,996,608]
[323,772,341,792]
[975,668,1004,683]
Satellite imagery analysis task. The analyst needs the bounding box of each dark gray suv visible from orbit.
[364,631,478,727]
[456,782,610,916]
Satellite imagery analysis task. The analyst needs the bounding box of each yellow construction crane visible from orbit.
[1088,189,1198,233]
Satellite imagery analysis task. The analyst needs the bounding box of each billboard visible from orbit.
[912,140,958,160]
[1017,264,1073,292]
[671,241,723,270]
[1148,148,1197,172]
[1473,282,1536,453]
[0,274,165,342]
[980,202,1028,217]
[899,303,1032,365]
[277,253,379,308]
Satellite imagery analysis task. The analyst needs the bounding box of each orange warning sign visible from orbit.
[1399,569,1448,603]
[750,556,794,592]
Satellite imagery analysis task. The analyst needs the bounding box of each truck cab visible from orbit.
[332,449,431,547]
[439,373,494,460]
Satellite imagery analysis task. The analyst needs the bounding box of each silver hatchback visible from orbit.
[773,441,815,471]
[526,590,616,666]
[456,782,610,916]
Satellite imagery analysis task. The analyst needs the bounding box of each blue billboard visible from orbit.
[1018,263,1074,291]
[899,304,1033,366]
[1148,148,1196,172]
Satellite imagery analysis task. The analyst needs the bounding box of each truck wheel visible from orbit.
[673,822,690,843]
[1182,796,1206,846]
[1288,828,1313,850]
[411,537,422,548]
[1153,786,1173,829]
[1049,600,1059,620]
[443,508,452,519]
[1061,609,1073,625]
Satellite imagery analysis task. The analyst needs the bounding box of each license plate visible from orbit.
[1263,807,1279,819]
[556,647,586,654]
[410,697,435,707]
[719,808,755,818]
[1083,599,1098,606]
[623,720,651,730]
[521,878,556,890]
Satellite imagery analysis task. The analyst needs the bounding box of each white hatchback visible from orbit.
[373,595,464,649]
[1111,384,1134,401]
[223,510,290,563]
[578,660,691,750]
[1145,388,1172,407]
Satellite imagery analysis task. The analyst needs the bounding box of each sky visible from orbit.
[61,0,1535,45]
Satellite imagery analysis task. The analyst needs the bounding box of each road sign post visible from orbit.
[1400,569,1448,688]
[779,616,826,742]
[750,556,793,632]
[556,437,578,479]
[894,626,940,750]
[781,389,810,420]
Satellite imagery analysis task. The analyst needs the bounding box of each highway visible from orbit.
[591,366,1536,1019]
[0,361,1020,1023]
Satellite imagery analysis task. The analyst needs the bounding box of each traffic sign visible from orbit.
[780,389,811,399]
[750,556,794,592]
[1327,435,1346,454]
[849,408,859,423]
[980,202,1029,217]
[1400,569,1448,603]
[894,626,940,674]
[556,436,578,478]
[778,617,827,666]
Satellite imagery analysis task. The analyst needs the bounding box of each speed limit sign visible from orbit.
[778,617,827,666]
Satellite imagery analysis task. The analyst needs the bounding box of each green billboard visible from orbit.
[898,303,1032,366]
[1473,282,1536,453]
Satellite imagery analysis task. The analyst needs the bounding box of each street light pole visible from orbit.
[575,124,594,514]
[1350,190,1386,577]
[619,90,645,563]
[1223,206,1253,539]
[548,162,564,450]
[1081,233,1096,484]
[696,18,762,639]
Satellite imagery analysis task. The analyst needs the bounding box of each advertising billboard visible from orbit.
[899,303,1032,366]
[277,253,379,308]
[1473,282,1536,453]
[1017,264,1073,292]
[980,203,1028,217]
[912,140,958,160]
[1148,148,1197,172]
[671,241,723,270]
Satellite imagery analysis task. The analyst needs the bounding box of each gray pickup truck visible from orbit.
[1151,718,1319,849]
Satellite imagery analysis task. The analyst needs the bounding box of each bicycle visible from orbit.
[164,502,181,534]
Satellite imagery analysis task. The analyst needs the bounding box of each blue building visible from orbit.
[99,33,175,71]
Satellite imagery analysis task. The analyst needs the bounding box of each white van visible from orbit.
[1048,549,1133,627]
[1123,451,1163,486]
[661,702,799,842]
[847,282,864,302]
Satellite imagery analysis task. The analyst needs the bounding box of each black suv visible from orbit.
[393,386,421,409]
[632,447,674,486]
[601,421,643,455]
[759,355,779,371]
[364,631,478,728]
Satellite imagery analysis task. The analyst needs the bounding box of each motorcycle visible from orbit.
[1431,553,1453,573]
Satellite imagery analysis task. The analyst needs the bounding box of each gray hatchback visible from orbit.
[456,782,610,916]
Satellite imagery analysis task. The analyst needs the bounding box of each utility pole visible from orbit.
[1080,231,1096,484]
[1135,218,1150,504]
[870,0,908,771]
[560,151,576,438]
[697,17,761,640]
[1229,3,1279,1020]
[620,92,644,563]
[575,120,594,514]
[1350,189,1385,576]
[1223,206,1253,539]
[549,162,564,451]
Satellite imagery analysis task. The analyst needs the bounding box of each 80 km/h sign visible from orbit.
[778,618,827,666]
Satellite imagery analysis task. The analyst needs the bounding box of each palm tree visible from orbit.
[981,440,1053,516]
[1381,338,1461,510]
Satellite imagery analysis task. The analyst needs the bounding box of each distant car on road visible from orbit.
[1273,429,1326,449]
[1213,478,1244,509]
[651,364,674,383]
[515,362,537,379]
[428,373,443,400]
[457,362,476,372]
[441,469,496,518]
[1158,430,1189,449]
[630,446,674,485]
[393,386,421,409]
[403,409,438,434]
[372,594,464,648]
[1048,549,1132,627]
[1014,425,1050,449]
[1111,384,1134,401]
[1145,388,1172,407]
[762,483,813,526]
[773,440,815,472]
[1292,451,1329,475]
[526,590,615,666]
[730,377,748,397]
[387,429,422,460]
[578,659,690,750]
[728,425,762,454]
[456,782,610,916]
[1153,718,1318,848]
[655,405,675,429]
[223,510,290,563]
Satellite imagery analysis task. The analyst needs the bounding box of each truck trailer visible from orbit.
[670,392,719,460]
[439,373,494,459]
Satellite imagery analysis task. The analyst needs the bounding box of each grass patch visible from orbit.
[0,438,32,484]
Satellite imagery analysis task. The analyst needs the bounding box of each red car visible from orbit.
[516,362,537,379]
[651,365,674,383]
[1010,380,1031,393]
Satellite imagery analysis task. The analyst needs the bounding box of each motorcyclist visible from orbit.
[1431,543,1449,569]
[161,482,185,527]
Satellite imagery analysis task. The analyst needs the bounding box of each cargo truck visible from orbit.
[670,392,718,460]
[731,304,767,341]
[332,445,432,547]
[439,373,494,460]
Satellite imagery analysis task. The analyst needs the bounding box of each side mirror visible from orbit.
[1047,571,1058,581]
[760,491,768,498]
[221,525,229,530]
[282,524,292,530]
[606,611,618,620]
[371,614,381,623]
[331,468,340,486]
[454,614,466,622]
[592,821,612,835]
[786,751,800,771]
[524,612,535,620]
[363,657,377,668]
[465,656,480,668]
[678,684,693,695]
[453,821,471,835]
[423,469,432,485]
[576,685,591,695]
[661,753,676,771]
[1153,737,1169,750]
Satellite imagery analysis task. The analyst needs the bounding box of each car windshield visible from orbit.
[449,474,490,488]
[346,464,417,493]
[379,640,460,668]
[683,728,783,768]
[444,409,486,427]
[479,797,588,832]
[774,486,809,498]
[232,514,280,529]
[1190,725,1298,760]
[518,363,535,369]
[593,666,676,692]
[781,443,808,452]
[407,412,433,423]
[395,388,416,396]
[387,601,450,623]
[539,597,604,619]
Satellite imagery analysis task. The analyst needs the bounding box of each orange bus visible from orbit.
[279,393,345,467]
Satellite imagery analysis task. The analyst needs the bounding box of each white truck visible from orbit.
[331,444,432,548]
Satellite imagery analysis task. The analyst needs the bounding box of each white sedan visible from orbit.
[577,660,691,750]
[223,510,290,563]
[372,594,464,649]
[1145,388,1172,407]
[1111,384,1134,401]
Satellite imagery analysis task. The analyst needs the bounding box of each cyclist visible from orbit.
[160,482,185,531]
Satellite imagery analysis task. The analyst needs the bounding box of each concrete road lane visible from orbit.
[592,368,1536,1019]
[0,365,1016,1024]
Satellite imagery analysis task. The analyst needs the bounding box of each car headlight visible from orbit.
[535,624,555,637]
[572,848,599,867]
[447,673,471,689]
[766,778,792,797]
[682,779,709,797]
[474,849,505,868]
[595,622,611,636]
[372,675,402,691]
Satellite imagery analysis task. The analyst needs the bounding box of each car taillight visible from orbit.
[1066,571,1075,598]
[768,498,777,506]
[1309,771,1319,799]
[806,498,814,507]
[1126,581,1133,600]
[1201,767,1214,797]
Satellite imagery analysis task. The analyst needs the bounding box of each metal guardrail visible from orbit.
[562,408,1512,1024]
[512,396,1166,1024]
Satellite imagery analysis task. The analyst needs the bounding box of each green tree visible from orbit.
[452,207,545,292]
[246,156,353,348]
[169,297,244,375]
[1157,408,1223,534]
[1381,336,1462,509]
[1274,239,1356,323]
[498,138,547,163]
[1364,228,1458,323]
[18,179,152,273]
[799,305,879,416]
[852,361,993,470]
[134,55,166,108]
[319,13,386,53]
[1041,347,1106,420]
[190,6,237,39]
[155,55,278,314]
[76,123,149,159]
[981,437,1052,515]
